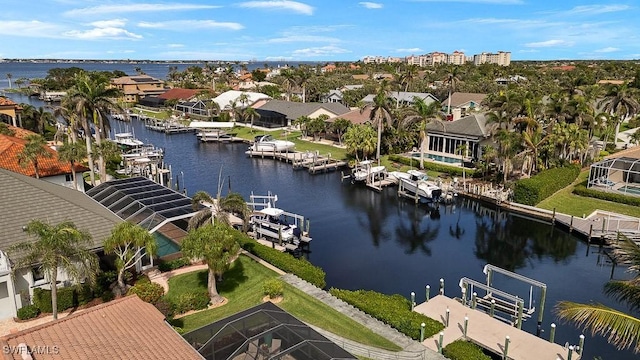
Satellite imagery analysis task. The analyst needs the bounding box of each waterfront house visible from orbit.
[174,99,218,118]
[0,133,87,192]
[254,100,350,128]
[212,90,272,111]
[0,169,121,321]
[110,75,168,103]
[441,92,487,120]
[425,113,493,163]
[0,97,23,128]
[139,87,203,109]
[0,295,204,360]
[360,91,439,107]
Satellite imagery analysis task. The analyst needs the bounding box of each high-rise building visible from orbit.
[473,51,511,66]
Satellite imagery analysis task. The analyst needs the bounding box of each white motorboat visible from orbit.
[399,169,443,202]
[351,160,387,182]
[197,130,235,143]
[250,134,295,152]
[113,132,144,148]
[121,144,164,161]
[248,192,310,250]
[387,171,411,183]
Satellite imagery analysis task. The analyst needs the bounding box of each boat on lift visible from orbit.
[250,134,295,152]
[248,192,311,251]
[351,160,387,183]
[398,169,443,202]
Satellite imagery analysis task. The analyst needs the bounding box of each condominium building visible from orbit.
[473,51,511,66]
[363,56,403,64]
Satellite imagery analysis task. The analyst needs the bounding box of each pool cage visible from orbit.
[588,156,640,196]
[183,302,357,360]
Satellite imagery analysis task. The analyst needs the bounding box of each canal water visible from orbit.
[5,93,637,360]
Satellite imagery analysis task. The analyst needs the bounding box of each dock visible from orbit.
[246,149,347,174]
[415,295,581,360]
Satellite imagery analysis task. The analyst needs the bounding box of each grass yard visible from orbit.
[537,170,640,218]
[167,255,401,351]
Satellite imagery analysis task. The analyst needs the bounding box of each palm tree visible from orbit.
[556,235,640,353]
[280,68,297,101]
[68,73,124,184]
[244,107,260,132]
[362,80,394,165]
[296,67,313,103]
[444,67,462,115]
[8,220,98,320]
[598,83,640,147]
[18,134,52,179]
[103,222,157,294]
[6,73,12,89]
[181,223,240,304]
[53,96,82,144]
[630,128,640,145]
[57,141,86,190]
[343,124,377,161]
[188,187,250,231]
[32,106,55,136]
[399,97,442,169]
[330,117,351,146]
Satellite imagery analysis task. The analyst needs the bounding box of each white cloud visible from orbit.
[138,20,244,31]
[396,48,423,53]
[238,1,314,15]
[292,45,351,57]
[594,47,620,53]
[64,27,143,40]
[167,44,185,48]
[65,3,220,16]
[524,39,573,48]
[90,19,128,28]
[0,20,63,38]
[518,49,539,53]
[408,0,523,4]
[359,2,383,9]
[567,5,631,15]
[268,35,340,43]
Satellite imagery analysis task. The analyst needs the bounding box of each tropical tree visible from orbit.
[244,106,260,131]
[103,222,157,294]
[294,116,311,137]
[181,223,240,304]
[68,73,124,184]
[307,115,328,141]
[6,73,12,89]
[0,122,15,136]
[361,80,394,165]
[630,128,640,145]
[399,97,442,169]
[31,106,55,136]
[556,235,640,354]
[280,68,297,101]
[330,117,351,145]
[8,220,98,320]
[57,141,87,190]
[18,134,52,179]
[296,66,313,103]
[343,124,377,160]
[188,188,250,231]
[443,66,463,115]
[598,83,640,147]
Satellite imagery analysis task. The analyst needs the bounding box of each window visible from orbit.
[0,282,8,299]
[65,174,72,182]
[32,267,45,284]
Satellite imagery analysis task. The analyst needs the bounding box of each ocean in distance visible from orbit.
[2,63,637,359]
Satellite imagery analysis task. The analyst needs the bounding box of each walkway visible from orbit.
[280,273,446,360]
[414,295,580,360]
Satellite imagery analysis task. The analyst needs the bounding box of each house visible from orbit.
[321,63,337,73]
[322,85,364,104]
[327,107,372,125]
[110,75,168,103]
[0,133,88,192]
[0,295,204,360]
[0,169,121,321]
[441,92,487,120]
[495,75,528,85]
[174,100,217,118]
[425,113,493,162]
[254,100,350,128]
[212,90,272,111]
[361,91,439,107]
[0,97,23,128]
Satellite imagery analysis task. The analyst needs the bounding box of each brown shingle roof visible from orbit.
[0,295,203,360]
[442,92,487,108]
[159,88,202,100]
[0,135,87,178]
[328,108,372,125]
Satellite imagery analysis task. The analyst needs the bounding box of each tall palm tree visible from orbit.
[556,235,640,354]
[53,96,82,144]
[68,73,124,184]
[32,106,55,136]
[343,124,377,161]
[399,97,442,169]
[57,141,86,190]
[280,68,297,101]
[18,134,52,179]
[598,83,640,147]
[296,66,313,103]
[244,107,260,132]
[189,189,250,231]
[6,73,12,89]
[8,220,98,320]
[361,80,394,165]
[444,66,462,115]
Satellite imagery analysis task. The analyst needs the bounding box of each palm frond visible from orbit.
[555,301,640,353]
[604,279,640,312]
[612,235,640,272]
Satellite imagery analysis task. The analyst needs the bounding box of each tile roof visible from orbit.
[0,135,86,178]
[441,92,487,108]
[159,88,202,100]
[0,295,204,360]
[256,100,350,120]
[0,97,18,106]
[361,91,438,105]
[426,113,489,138]
[0,169,121,257]
[328,107,372,125]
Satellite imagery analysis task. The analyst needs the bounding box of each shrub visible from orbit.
[573,183,640,206]
[16,304,40,320]
[172,291,210,314]
[157,258,191,272]
[512,166,580,205]
[329,288,443,340]
[153,298,175,318]
[263,278,284,299]
[94,270,117,298]
[388,154,477,178]
[127,281,164,304]
[75,283,94,305]
[443,340,492,360]
[33,287,76,313]
[233,231,326,288]
[101,290,115,303]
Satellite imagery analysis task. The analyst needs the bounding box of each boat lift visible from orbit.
[459,264,548,334]
[247,192,311,243]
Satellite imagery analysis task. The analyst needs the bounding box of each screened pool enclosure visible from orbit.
[588,156,640,196]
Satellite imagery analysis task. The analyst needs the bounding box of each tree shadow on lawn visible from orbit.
[217,258,248,294]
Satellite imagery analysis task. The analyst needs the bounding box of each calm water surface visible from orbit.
[5,79,638,360]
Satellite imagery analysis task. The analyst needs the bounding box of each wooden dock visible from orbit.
[415,295,581,360]
[246,149,347,174]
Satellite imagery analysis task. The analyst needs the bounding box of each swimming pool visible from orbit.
[412,152,462,164]
[154,232,181,258]
[619,185,640,196]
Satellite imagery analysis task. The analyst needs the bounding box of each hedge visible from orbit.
[16,304,40,320]
[388,154,477,178]
[157,257,191,272]
[33,287,76,313]
[512,166,580,205]
[443,340,492,360]
[233,231,326,289]
[328,288,444,340]
[573,183,640,206]
[171,291,210,314]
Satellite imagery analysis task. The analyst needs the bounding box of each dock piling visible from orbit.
[549,323,556,343]
[463,316,468,339]
[567,345,574,360]
[503,336,510,360]
[411,292,416,311]
[578,334,585,356]
[445,307,450,327]
[420,323,425,342]
[461,287,467,306]
[471,292,477,309]
[438,332,444,354]
[490,299,496,318]
[439,278,445,295]
[425,285,431,302]
[517,299,524,330]
[569,215,574,232]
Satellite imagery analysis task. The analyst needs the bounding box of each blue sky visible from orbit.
[0,0,638,61]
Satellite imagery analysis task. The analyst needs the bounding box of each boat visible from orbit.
[121,144,164,161]
[248,192,311,251]
[113,132,144,149]
[197,130,235,143]
[387,171,411,183]
[250,134,295,152]
[398,169,443,202]
[351,160,387,183]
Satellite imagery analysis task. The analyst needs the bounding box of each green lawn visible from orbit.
[167,255,401,351]
[537,170,640,218]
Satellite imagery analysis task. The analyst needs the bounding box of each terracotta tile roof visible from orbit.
[328,107,372,125]
[0,97,18,106]
[158,88,202,100]
[0,295,204,360]
[0,135,86,178]
[3,125,35,139]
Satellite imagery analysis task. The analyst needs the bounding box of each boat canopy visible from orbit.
[259,207,284,217]
[189,121,235,129]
